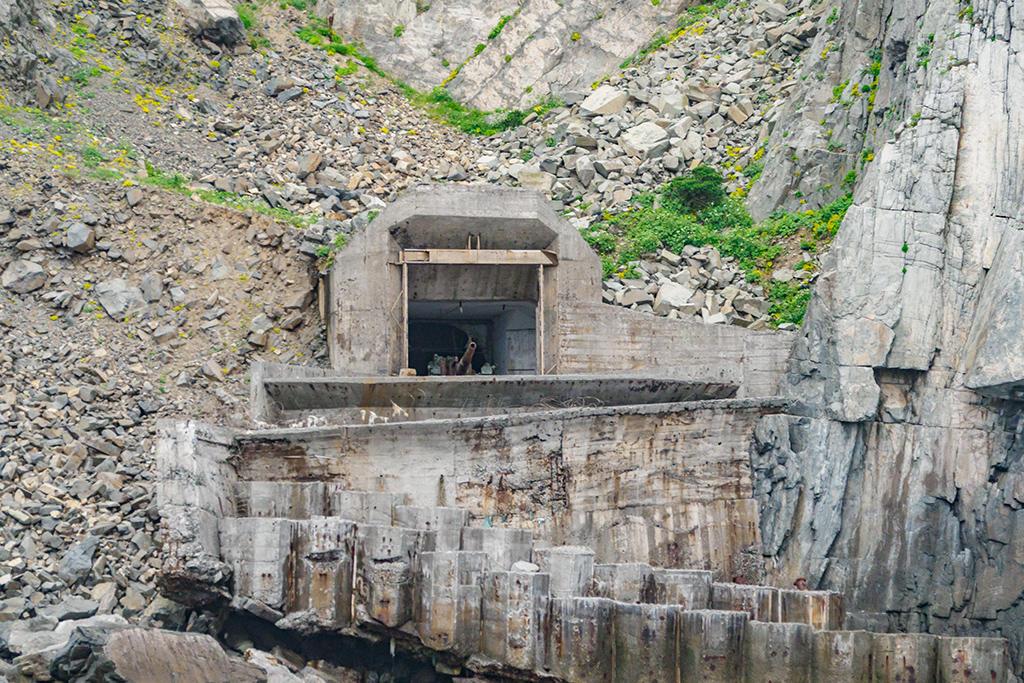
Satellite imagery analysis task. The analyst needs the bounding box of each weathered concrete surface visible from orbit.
[158,417,1012,683]
[559,302,795,398]
[231,398,783,573]
[327,185,600,376]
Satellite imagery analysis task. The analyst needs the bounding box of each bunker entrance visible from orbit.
[408,301,537,376]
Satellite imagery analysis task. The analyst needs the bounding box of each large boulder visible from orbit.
[173,0,245,45]
[1,259,46,293]
[94,279,146,319]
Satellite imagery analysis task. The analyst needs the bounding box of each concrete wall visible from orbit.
[231,398,783,573]
[558,302,796,397]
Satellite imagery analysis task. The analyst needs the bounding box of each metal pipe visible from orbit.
[456,341,477,375]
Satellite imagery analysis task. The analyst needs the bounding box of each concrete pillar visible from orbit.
[395,505,469,552]
[779,589,844,630]
[219,517,293,609]
[482,570,550,672]
[652,569,713,609]
[811,630,873,683]
[534,546,595,597]
[288,517,356,628]
[416,550,486,655]
[592,563,657,602]
[545,597,614,683]
[678,610,748,683]
[330,490,406,525]
[613,603,679,683]
[871,633,937,683]
[235,481,326,518]
[936,637,1010,683]
[356,525,434,628]
[461,526,533,570]
[744,621,813,683]
[710,582,780,621]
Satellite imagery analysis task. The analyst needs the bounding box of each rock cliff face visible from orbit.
[317,0,691,110]
[752,0,1024,670]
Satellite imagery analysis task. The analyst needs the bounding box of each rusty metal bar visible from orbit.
[537,264,545,376]
[399,249,558,266]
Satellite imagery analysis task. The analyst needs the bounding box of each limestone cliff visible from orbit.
[752,0,1024,670]
[316,0,692,110]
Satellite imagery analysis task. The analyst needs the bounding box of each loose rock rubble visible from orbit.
[601,244,807,330]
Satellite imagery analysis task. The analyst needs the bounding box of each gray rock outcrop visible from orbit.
[318,0,693,109]
[752,0,1024,672]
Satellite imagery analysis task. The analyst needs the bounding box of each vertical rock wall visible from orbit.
[753,0,1024,670]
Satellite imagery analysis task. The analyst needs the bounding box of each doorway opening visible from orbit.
[407,301,536,376]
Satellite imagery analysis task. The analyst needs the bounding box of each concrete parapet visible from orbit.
[460,527,533,570]
[652,569,713,609]
[417,550,487,654]
[780,589,844,631]
[395,506,470,552]
[544,597,615,683]
[871,633,937,683]
[678,609,749,682]
[287,517,356,629]
[534,546,595,598]
[613,603,678,683]
[745,621,814,683]
[711,582,780,622]
[482,570,550,671]
[356,525,434,627]
[810,630,874,683]
[219,517,293,609]
[591,563,657,603]
[331,490,407,525]
[937,637,1011,683]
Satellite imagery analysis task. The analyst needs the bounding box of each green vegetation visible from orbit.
[489,14,513,40]
[237,3,256,28]
[417,87,560,136]
[916,33,934,67]
[826,7,838,24]
[583,167,853,325]
[393,25,405,37]
[80,145,103,168]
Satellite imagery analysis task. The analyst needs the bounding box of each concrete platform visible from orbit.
[250,361,738,425]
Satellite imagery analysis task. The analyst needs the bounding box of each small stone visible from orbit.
[125,187,144,207]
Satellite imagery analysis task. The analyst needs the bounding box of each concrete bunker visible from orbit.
[327,185,601,376]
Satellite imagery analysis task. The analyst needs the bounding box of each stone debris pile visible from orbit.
[603,244,789,329]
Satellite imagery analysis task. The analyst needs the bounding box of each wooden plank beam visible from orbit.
[400,249,558,266]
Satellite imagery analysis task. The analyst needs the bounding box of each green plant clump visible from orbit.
[585,166,854,325]
[393,25,405,37]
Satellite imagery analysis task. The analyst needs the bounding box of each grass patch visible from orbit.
[588,166,853,325]
[81,145,104,168]
[417,87,561,136]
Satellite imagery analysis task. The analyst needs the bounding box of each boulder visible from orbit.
[620,122,669,158]
[95,279,146,319]
[65,222,95,253]
[581,86,628,116]
[1,260,46,293]
[172,0,246,45]
[653,282,695,315]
